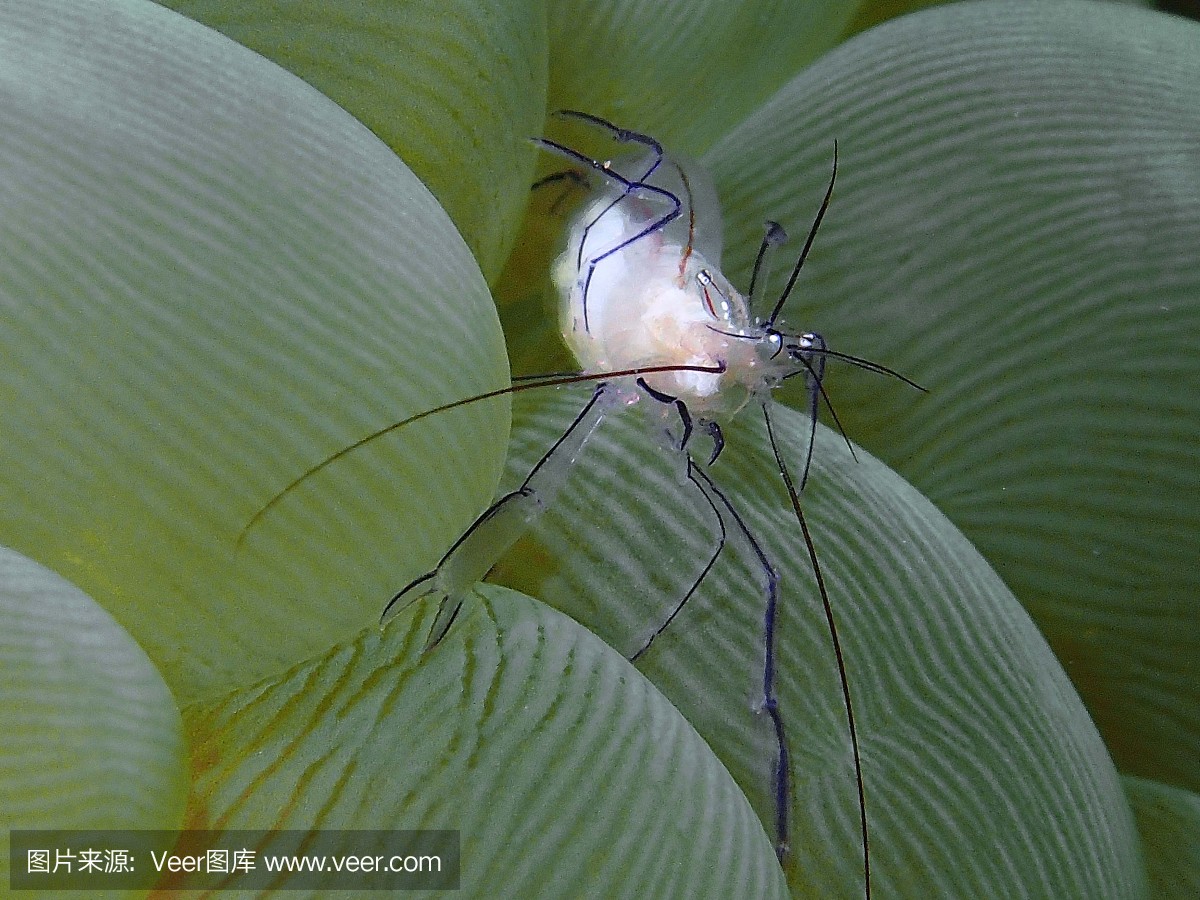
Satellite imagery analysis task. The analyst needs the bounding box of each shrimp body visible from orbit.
[370,113,912,895]
[557,191,788,421]
[241,112,924,898]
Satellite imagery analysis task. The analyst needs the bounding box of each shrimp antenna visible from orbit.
[799,348,927,393]
[780,343,926,484]
[767,142,838,328]
[763,401,871,900]
[237,361,726,548]
[790,343,856,490]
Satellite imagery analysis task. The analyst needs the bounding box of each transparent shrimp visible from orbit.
[242,110,924,896]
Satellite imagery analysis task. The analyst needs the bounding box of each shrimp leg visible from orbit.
[383,383,619,649]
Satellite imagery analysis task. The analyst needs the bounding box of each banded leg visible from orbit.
[634,378,791,859]
[628,378,717,658]
[383,383,618,649]
[551,109,667,182]
[531,169,589,213]
[549,111,669,253]
[630,454,726,663]
[689,460,791,862]
[635,376,692,451]
[534,117,682,332]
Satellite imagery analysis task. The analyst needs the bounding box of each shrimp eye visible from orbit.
[783,334,817,359]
